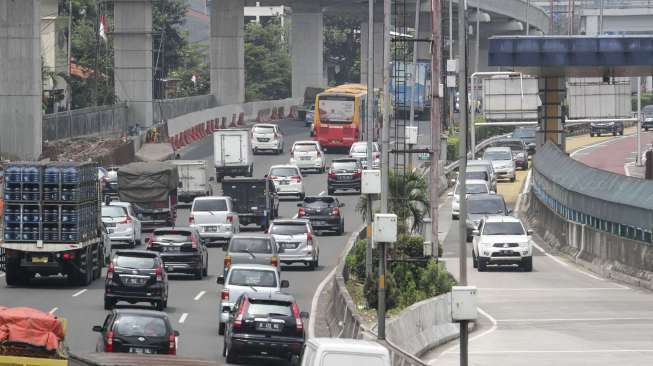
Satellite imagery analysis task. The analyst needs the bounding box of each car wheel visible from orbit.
[510,176,516,182]
[590,132,595,137]
[478,258,487,272]
[328,188,334,195]
[203,260,208,277]
[472,251,478,269]
[337,222,344,235]
[522,257,533,272]
[225,340,237,363]
[104,297,114,310]
[219,322,225,335]
[646,127,649,131]
[299,193,305,200]
[452,214,458,220]
[194,267,203,280]
[154,300,164,311]
[597,133,601,137]
[620,130,624,136]
[466,234,472,243]
[613,131,617,136]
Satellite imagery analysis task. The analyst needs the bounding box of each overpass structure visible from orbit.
[1,0,548,160]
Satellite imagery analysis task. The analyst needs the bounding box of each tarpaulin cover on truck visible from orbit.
[0,307,65,351]
[117,162,179,203]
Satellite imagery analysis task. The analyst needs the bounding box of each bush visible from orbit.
[345,240,369,280]
[447,135,460,162]
[363,270,397,310]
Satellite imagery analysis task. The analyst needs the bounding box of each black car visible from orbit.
[146,227,208,279]
[297,196,345,235]
[465,194,510,242]
[590,120,624,137]
[511,126,537,154]
[327,158,362,195]
[642,105,653,131]
[104,250,169,310]
[223,292,308,364]
[93,309,179,355]
[489,139,529,170]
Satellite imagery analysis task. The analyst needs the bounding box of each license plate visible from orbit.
[162,246,179,252]
[256,322,282,331]
[501,250,513,254]
[280,180,289,185]
[339,175,352,180]
[282,243,297,249]
[129,347,153,354]
[125,277,145,285]
[300,156,311,160]
[258,138,270,142]
[205,226,217,232]
[313,221,327,226]
[32,257,48,263]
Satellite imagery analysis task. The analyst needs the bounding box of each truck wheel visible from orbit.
[646,127,649,131]
[472,251,478,268]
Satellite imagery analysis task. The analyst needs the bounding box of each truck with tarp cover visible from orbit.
[117,162,179,229]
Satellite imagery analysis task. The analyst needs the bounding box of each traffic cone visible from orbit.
[270,107,278,121]
[221,117,227,129]
[278,106,285,120]
[237,112,245,126]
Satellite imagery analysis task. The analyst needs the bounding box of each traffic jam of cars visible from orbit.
[450,130,536,272]
[0,118,383,366]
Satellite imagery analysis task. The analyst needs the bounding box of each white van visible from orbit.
[213,129,254,181]
[301,338,391,366]
[168,160,212,203]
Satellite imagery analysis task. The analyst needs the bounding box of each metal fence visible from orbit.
[43,103,128,141]
[533,143,653,244]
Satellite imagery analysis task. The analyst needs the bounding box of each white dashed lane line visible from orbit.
[194,291,206,301]
[179,313,189,324]
[49,307,58,314]
[72,289,87,297]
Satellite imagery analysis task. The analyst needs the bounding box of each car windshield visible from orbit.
[228,269,277,287]
[193,199,228,212]
[494,141,524,151]
[270,167,299,177]
[484,151,512,161]
[482,222,525,235]
[114,255,156,269]
[294,144,317,152]
[230,238,272,253]
[332,161,358,171]
[253,126,275,133]
[468,199,505,215]
[270,224,308,235]
[102,206,126,218]
[153,230,191,242]
[114,316,168,337]
[246,301,293,317]
[304,197,335,207]
[456,184,488,195]
[465,171,488,180]
[512,128,536,138]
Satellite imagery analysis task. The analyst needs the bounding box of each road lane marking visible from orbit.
[194,291,206,301]
[49,307,58,314]
[72,289,87,297]
[496,316,653,323]
[624,162,634,176]
[465,349,653,355]
[570,134,631,158]
[479,287,628,291]
[179,313,188,324]
[292,214,298,219]
[531,242,622,284]
[440,307,497,356]
[319,191,325,196]
[531,242,569,267]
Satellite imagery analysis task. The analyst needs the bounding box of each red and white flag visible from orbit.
[99,15,108,41]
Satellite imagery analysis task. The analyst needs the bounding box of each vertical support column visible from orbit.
[538,76,565,150]
[291,3,324,98]
[114,0,153,126]
[0,0,42,159]
[360,21,384,87]
[210,0,244,105]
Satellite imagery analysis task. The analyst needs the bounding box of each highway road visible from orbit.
[0,118,366,364]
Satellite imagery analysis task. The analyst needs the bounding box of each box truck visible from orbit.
[213,129,254,181]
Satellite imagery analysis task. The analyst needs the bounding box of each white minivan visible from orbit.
[301,338,391,366]
[213,129,254,181]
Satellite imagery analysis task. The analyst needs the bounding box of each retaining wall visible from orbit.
[43,103,128,141]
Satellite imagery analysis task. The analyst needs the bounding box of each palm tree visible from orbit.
[356,170,430,233]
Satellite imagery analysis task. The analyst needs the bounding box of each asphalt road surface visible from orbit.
[0,119,364,365]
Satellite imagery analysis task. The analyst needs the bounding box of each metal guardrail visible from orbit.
[443,133,512,174]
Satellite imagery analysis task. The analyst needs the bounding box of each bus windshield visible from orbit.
[318,95,355,124]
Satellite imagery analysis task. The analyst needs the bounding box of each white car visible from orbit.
[349,141,380,169]
[101,202,142,247]
[269,219,320,270]
[217,264,289,335]
[448,179,492,220]
[268,165,306,200]
[482,147,516,182]
[290,140,326,173]
[472,215,533,272]
[189,196,239,247]
[251,123,284,154]
[468,160,497,191]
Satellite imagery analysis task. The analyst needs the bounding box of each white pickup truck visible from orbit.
[189,196,239,247]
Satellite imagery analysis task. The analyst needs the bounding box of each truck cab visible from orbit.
[300,338,391,366]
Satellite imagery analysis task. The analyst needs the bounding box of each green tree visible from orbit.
[324,15,361,85]
[244,18,291,101]
[168,43,211,97]
[153,0,189,76]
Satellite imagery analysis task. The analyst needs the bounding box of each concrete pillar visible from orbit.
[291,3,324,98]
[360,21,383,88]
[0,0,42,160]
[538,76,565,150]
[210,0,245,105]
[114,0,153,126]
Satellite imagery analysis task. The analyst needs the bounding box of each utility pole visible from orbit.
[381,0,391,214]
[448,0,454,128]
[526,0,530,35]
[366,0,375,278]
[431,0,442,260]
[408,0,421,172]
[638,76,642,167]
[457,0,470,364]
[67,0,73,111]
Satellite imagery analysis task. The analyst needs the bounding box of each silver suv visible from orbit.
[222,234,281,276]
[268,219,320,270]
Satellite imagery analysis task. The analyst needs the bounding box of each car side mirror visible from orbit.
[527,229,533,235]
[92,325,103,333]
[217,275,225,285]
[300,311,310,319]
[174,330,180,337]
[281,280,290,288]
[472,230,480,236]
[297,203,303,207]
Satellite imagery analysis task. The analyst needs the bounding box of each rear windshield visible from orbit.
[455,184,488,195]
[230,238,273,253]
[253,126,275,133]
[246,301,293,317]
[294,144,318,152]
[465,171,488,180]
[153,231,192,242]
[114,255,156,269]
[483,151,512,161]
[228,269,277,287]
[102,206,126,218]
[270,224,309,235]
[304,197,335,207]
[468,199,505,215]
[331,161,359,170]
[270,167,299,177]
[483,222,525,235]
[493,141,523,151]
[114,316,168,337]
[193,199,228,212]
